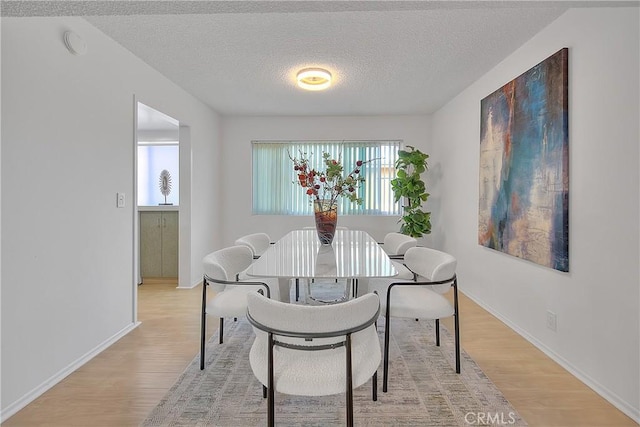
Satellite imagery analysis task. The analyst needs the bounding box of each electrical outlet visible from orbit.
[116,192,125,208]
[546,310,557,332]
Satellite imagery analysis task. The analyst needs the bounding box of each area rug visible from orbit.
[142,295,527,426]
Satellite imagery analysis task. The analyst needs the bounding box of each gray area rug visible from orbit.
[143,284,527,426]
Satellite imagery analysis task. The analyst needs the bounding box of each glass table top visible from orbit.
[245,229,398,279]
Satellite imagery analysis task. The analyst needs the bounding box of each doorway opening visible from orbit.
[136,102,180,286]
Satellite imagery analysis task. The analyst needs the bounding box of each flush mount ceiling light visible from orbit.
[63,31,87,56]
[296,68,332,91]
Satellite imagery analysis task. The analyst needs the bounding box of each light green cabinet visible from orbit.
[140,211,178,280]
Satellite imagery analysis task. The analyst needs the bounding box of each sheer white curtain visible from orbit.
[252,140,401,215]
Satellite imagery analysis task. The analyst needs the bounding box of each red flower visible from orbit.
[289,149,373,207]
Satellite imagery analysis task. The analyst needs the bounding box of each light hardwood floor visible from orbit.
[3,282,636,426]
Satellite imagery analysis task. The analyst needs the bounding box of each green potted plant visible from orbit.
[390,146,431,238]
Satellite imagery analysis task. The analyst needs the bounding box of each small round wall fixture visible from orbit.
[296,68,332,91]
[63,31,87,56]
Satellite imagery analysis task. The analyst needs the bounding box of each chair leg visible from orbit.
[454,315,461,374]
[346,334,354,427]
[435,318,440,346]
[268,333,275,427]
[372,371,378,401]
[453,278,461,374]
[200,277,207,370]
[262,385,267,399]
[200,320,206,370]
[383,313,391,393]
[295,278,299,301]
[219,318,224,344]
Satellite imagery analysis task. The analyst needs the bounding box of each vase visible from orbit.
[313,199,338,245]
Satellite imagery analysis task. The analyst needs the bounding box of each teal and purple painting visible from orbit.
[479,48,569,272]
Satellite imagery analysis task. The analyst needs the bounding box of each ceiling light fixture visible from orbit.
[296,68,332,91]
[63,30,87,56]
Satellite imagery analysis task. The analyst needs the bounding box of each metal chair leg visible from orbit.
[200,277,207,370]
[295,278,299,301]
[454,316,460,373]
[219,318,224,344]
[372,371,378,401]
[383,311,391,393]
[346,334,354,427]
[453,279,461,374]
[268,333,275,427]
[435,318,440,346]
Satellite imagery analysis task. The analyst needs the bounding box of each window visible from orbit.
[252,140,401,215]
[136,102,180,207]
[137,142,179,206]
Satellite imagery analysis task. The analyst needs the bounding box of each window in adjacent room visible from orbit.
[252,140,401,215]
[137,103,180,206]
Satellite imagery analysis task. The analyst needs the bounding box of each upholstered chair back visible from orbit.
[383,232,417,256]
[234,233,271,258]
[202,245,253,291]
[248,292,379,337]
[404,247,456,294]
[247,292,381,397]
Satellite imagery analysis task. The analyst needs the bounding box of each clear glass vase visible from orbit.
[313,199,338,245]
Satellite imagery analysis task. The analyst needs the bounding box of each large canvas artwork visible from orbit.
[479,48,569,272]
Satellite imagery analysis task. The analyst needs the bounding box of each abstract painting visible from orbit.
[479,48,569,272]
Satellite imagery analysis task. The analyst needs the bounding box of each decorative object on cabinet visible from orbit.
[479,47,569,272]
[158,169,173,205]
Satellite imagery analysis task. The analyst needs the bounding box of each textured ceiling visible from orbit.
[4,1,634,117]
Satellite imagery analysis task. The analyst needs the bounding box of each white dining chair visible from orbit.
[247,291,381,427]
[200,245,280,370]
[234,232,272,259]
[380,232,417,259]
[368,247,460,392]
[356,232,417,297]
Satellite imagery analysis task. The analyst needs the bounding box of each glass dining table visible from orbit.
[245,229,398,303]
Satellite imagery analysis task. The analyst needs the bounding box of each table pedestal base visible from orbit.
[305,279,351,305]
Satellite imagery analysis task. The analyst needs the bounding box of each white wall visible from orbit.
[429,8,639,420]
[220,115,431,245]
[0,17,220,418]
[2,6,637,423]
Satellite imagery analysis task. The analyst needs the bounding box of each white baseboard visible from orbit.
[462,289,640,424]
[0,321,141,423]
[177,279,201,289]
